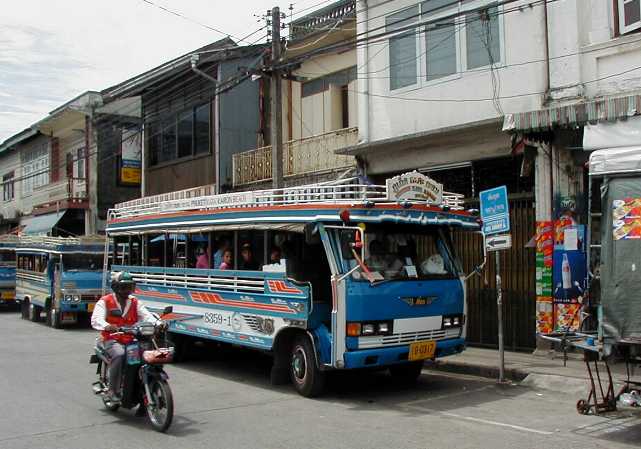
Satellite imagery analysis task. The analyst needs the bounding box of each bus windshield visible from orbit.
[335,224,461,282]
[62,254,103,271]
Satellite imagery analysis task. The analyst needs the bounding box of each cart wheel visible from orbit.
[576,399,589,415]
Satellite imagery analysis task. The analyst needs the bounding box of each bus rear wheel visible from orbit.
[20,301,29,320]
[289,335,324,398]
[389,361,424,383]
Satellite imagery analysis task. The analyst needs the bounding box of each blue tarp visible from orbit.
[21,211,66,235]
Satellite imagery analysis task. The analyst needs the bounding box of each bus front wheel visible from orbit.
[389,361,424,383]
[46,306,61,329]
[290,335,325,398]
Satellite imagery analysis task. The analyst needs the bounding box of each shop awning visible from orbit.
[503,94,641,133]
[21,211,66,236]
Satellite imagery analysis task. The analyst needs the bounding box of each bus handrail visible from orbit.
[108,181,466,221]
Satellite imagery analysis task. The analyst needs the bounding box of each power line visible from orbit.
[138,0,260,45]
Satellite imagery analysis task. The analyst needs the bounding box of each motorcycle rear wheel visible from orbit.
[146,379,173,432]
[99,362,120,412]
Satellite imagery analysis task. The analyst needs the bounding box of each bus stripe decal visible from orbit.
[267,280,303,295]
[190,291,297,314]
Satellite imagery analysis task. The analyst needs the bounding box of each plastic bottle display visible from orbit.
[562,253,571,290]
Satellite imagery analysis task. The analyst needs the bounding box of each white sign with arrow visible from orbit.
[486,234,512,252]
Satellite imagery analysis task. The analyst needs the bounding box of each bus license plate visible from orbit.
[87,303,95,312]
[409,340,436,361]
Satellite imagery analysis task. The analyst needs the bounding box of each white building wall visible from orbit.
[359,0,548,143]
[547,0,641,101]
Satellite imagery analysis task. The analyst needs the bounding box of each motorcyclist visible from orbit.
[90,271,165,404]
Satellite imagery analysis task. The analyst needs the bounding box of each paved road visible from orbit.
[0,310,639,449]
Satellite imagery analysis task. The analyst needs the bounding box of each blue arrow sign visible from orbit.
[479,185,510,235]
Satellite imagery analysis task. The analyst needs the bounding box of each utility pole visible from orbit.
[270,6,284,189]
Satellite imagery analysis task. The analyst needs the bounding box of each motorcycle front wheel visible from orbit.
[146,379,173,432]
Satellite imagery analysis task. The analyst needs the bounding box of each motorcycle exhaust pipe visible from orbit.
[92,382,105,395]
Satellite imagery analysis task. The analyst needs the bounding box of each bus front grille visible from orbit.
[357,328,461,349]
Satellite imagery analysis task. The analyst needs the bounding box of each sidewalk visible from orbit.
[425,347,638,395]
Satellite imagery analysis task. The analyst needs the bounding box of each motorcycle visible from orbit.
[90,308,175,432]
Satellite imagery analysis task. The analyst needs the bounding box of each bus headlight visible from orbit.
[362,324,375,335]
[347,321,393,336]
[64,295,81,302]
[442,314,464,329]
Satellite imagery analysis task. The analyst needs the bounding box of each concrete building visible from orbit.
[232,0,358,188]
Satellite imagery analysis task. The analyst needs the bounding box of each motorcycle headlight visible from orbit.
[138,325,155,336]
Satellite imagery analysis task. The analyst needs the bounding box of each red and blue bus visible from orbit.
[106,172,484,396]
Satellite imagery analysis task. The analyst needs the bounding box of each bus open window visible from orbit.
[62,254,102,271]
[0,250,15,263]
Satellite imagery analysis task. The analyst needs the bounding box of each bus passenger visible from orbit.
[195,246,210,269]
[213,238,230,270]
[239,243,260,271]
[219,249,233,270]
[269,246,282,263]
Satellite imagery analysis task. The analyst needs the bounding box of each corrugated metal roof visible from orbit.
[0,127,39,155]
[503,94,641,132]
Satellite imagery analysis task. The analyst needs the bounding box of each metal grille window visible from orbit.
[618,0,641,34]
[2,172,14,202]
[22,144,49,195]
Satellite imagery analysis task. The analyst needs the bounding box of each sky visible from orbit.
[0,0,321,142]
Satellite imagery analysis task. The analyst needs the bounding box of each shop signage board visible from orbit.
[480,185,510,236]
[386,171,443,204]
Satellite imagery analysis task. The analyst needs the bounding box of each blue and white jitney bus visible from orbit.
[106,172,485,396]
[0,235,18,307]
[16,236,106,328]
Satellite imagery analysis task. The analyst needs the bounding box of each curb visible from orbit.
[424,360,529,382]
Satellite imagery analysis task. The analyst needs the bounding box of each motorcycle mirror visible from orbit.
[162,306,173,315]
[109,309,123,317]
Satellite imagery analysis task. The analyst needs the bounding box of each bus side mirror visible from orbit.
[465,231,487,281]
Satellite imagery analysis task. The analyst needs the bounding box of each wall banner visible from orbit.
[120,128,142,185]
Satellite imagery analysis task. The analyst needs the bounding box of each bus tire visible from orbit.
[20,300,29,320]
[289,335,325,397]
[28,303,41,323]
[389,361,424,383]
[47,307,61,329]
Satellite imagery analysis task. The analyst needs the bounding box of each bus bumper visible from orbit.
[0,290,15,304]
[59,302,96,313]
[342,338,466,369]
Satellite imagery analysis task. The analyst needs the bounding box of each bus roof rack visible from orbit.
[17,235,106,250]
[110,173,465,221]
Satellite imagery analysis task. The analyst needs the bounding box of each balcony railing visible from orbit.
[289,0,356,41]
[28,177,88,213]
[233,127,357,187]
